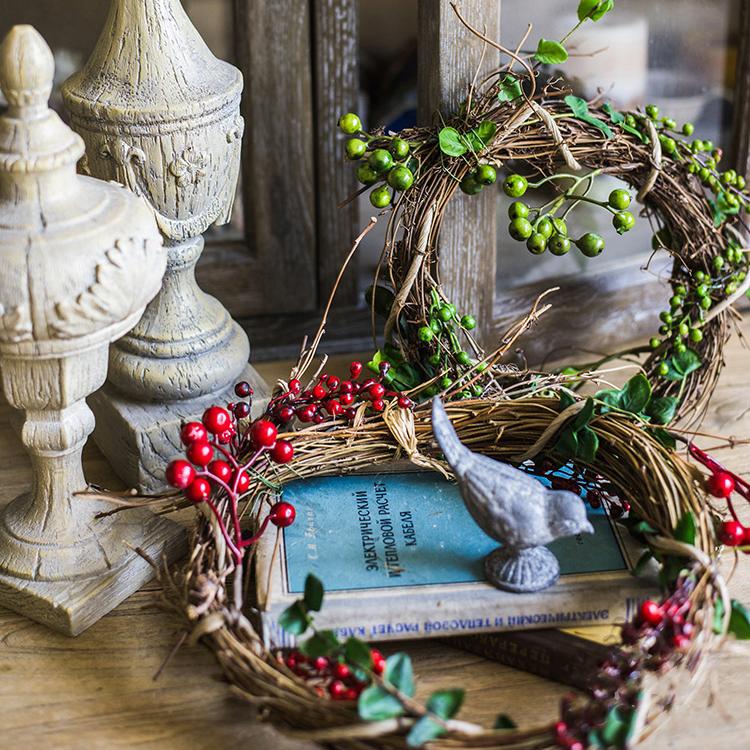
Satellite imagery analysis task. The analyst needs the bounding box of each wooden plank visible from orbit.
[232,0,317,313]
[1,326,750,748]
[490,261,667,366]
[238,304,373,361]
[311,0,360,307]
[730,0,750,177]
[417,0,500,344]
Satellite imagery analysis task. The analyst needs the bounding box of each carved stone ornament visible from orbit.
[0,25,185,635]
[62,0,268,492]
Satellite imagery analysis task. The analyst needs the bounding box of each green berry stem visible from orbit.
[527,171,587,189]
[561,192,615,212]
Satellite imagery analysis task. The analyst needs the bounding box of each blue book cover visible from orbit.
[282,472,628,594]
[256,470,655,646]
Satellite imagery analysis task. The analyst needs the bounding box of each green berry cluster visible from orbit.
[637,105,750,218]
[628,105,750,372]
[459,164,497,195]
[649,233,747,370]
[338,113,416,208]
[500,174,635,257]
[414,292,486,399]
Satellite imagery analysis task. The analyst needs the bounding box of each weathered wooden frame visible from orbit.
[198,0,748,361]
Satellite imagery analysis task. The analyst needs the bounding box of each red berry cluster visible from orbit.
[620,591,694,660]
[531,460,630,518]
[269,361,413,426]
[553,651,641,750]
[165,381,297,564]
[553,574,697,748]
[689,442,750,550]
[280,648,386,701]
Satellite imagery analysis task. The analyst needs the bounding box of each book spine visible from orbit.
[444,630,618,691]
[260,594,649,647]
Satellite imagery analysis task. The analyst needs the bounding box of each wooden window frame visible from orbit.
[204,0,749,362]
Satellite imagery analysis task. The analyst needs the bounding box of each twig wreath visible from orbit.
[102,3,750,749]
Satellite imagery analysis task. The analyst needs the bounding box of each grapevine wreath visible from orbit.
[104,3,750,749]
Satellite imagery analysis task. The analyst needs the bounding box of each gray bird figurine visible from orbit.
[431,397,594,593]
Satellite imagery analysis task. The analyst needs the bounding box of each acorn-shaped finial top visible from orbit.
[0,25,83,175]
[0,25,54,115]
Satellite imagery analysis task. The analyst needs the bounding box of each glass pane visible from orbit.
[497,0,739,291]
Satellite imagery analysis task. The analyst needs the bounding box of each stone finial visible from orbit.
[61,0,268,493]
[0,24,184,635]
[0,25,54,112]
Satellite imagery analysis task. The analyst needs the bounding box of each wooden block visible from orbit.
[91,364,269,493]
[0,508,185,636]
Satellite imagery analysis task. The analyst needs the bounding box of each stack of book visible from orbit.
[255,470,657,665]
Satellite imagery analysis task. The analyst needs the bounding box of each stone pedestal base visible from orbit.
[0,508,185,635]
[484,545,560,593]
[90,364,270,493]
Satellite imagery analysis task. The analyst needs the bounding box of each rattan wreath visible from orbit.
[113,6,750,749]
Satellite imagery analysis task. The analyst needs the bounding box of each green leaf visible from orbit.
[358,685,405,721]
[577,0,600,20]
[384,652,415,697]
[554,427,579,460]
[572,397,595,431]
[713,192,741,227]
[564,95,613,139]
[649,427,677,449]
[407,717,445,747]
[590,0,614,21]
[365,285,395,319]
[344,637,374,671]
[438,127,467,157]
[622,517,657,545]
[646,396,678,425]
[713,597,725,634]
[729,600,750,639]
[475,121,497,145]
[664,348,702,381]
[620,373,652,415]
[565,94,590,119]
[602,103,646,142]
[602,102,624,123]
[278,601,309,636]
[303,573,324,612]
[674,511,697,546]
[659,555,688,588]
[578,0,615,21]
[498,74,523,103]
[601,706,628,746]
[464,122,496,153]
[535,38,568,65]
[299,629,339,658]
[594,387,622,413]
[426,689,464,720]
[577,426,599,463]
[559,390,576,411]
[494,714,518,729]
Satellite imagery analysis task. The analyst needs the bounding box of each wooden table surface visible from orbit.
[2,335,750,749]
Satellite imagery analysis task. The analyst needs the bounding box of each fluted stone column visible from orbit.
[62,0,268,492]
[0,26,185,635]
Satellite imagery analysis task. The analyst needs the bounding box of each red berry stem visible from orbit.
[209,441,241,469]
[240,512,273,548]
[202,496,243,562]
[690,442,750,498]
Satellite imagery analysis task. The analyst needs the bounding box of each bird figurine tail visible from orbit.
[431,397,471,473]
